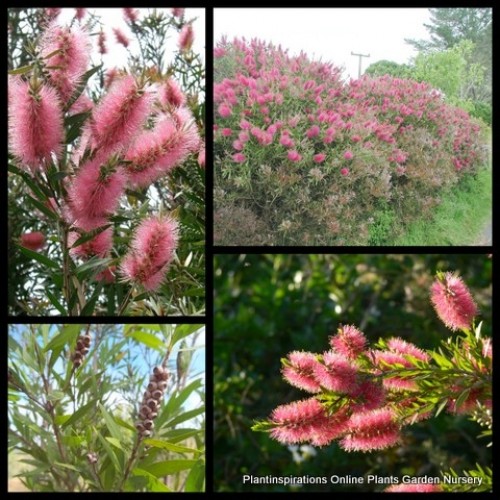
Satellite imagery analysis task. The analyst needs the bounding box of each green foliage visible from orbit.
[214,255,492,492]
[8,324,205,492]
[365,60,413,79]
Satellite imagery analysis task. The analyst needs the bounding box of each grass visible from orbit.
[383,164,492,246]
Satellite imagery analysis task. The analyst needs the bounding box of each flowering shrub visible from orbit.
[8,324,205,492]
[214,37,486,245]
[8,8,205,316]
[252,271,492,492]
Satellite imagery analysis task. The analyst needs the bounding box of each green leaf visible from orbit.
[454,388,471,411]
[65,64,102,111]
[165,406,205,428]
[98,403,122,441]
[97,432,121,475]
[61,398,99,428]
[147,459,198,478]
[75,256,111,279]
[18,245,59,269]
[26,195,59,220]
[164,379,202,417]
[80,283,104,316]
[65,111,91,144]
[435,398,448,417]
[54,462,80,472]
[185,459,205,492]
[131,468,171,492]
[46,290,67,316]
[127,331,166,352]
[105,437,124,451]
[114,417,135,432]
[171,324,202,347]
[8,64,34,75]
[44,324,82,352]
[143,438,203,456]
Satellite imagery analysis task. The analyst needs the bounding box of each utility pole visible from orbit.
[351,51,370,78]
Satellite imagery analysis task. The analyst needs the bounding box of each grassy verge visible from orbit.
[381,165,492,246]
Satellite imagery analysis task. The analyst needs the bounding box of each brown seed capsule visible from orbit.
[152,390,163,400]
[153,366,164,377]
[143,419,154,430]
[157,371,168,381]
[146,399,157,410]
[74,359,82,368]
[82,335,91,346]
[147,382,158,392]
[76,340,85,351]
[73,351,83,360]
[157,381,168,391]
[149,411,158,419]
[135,422,145,432]
[80,347,89,356]
[141,430,151,438]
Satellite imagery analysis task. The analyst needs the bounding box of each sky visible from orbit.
[214,8,432,80]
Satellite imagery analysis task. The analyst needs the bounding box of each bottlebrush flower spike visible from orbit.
[8,78,63,171]
[90,75,152,155]
[282,351,322,393]
[172,8,185,18]
[159,78,186,108]
[19,231,46,251]
[68,227,113,258]
[113,27,130,47]
[178,24,194,52]
[313,351,358,393]
[386,337,429,363]
[120,216,179,291]
[198,148,205,168]
[40,23,91,101]
[385,484,442,492]
[340,408,400,452]
[124,109,200,188]
[431,272,478,331]
[66,156,127,230]
[123,8,139,23]
[330,325,367,360]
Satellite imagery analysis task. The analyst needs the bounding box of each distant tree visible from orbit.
[405,8,491,52]
[364,60,414,79]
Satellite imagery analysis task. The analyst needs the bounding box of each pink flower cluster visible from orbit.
[8,22,203,289]
[267,325,433,451]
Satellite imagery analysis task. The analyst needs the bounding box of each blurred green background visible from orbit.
[214,254,492,492]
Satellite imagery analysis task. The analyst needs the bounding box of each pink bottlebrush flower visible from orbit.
[238,131,250,143]
[120,216,179,292]
[232,140,244,151]
[113,28,130,48]
[287,150,302,162]
[330,325,367,360]
[68,227,113,258]
[44,8,61,19]
[341,408,400,452]
[309,406,352,446]
[340,168,349,176]
[95,265,116,284]
[386,484,442,493]
[313,351,358,393]
[75,8,86,21]
[386,337,430,363]
[232,153,246,163]
[269,397,325,444]
[159,78,186,108]
[8,78,63,171]
[351,134,361,142]
[198,148,205,168]
[98,30,107,55]
[172,8,185,18]
[66,156,127,230]
[350,380,386,412]
[313,153,326,163]
[431,272,478,331]
[123,8,139,23]
[178,24,194,52]
[104,68,118,88]
[371,350,419,392]
[344,150,353,160]
[218,103,232,118]
[40,23,91,101]
[90,75,152,154]
[124,109,199,188]
[306,125,320,139]
[282,351,322,393]
[221,128,232,137]
[448,387,488,415]
[19,231,46,251]
[279,134,294,148]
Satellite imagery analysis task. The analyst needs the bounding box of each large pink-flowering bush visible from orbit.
[214,37,486,245]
